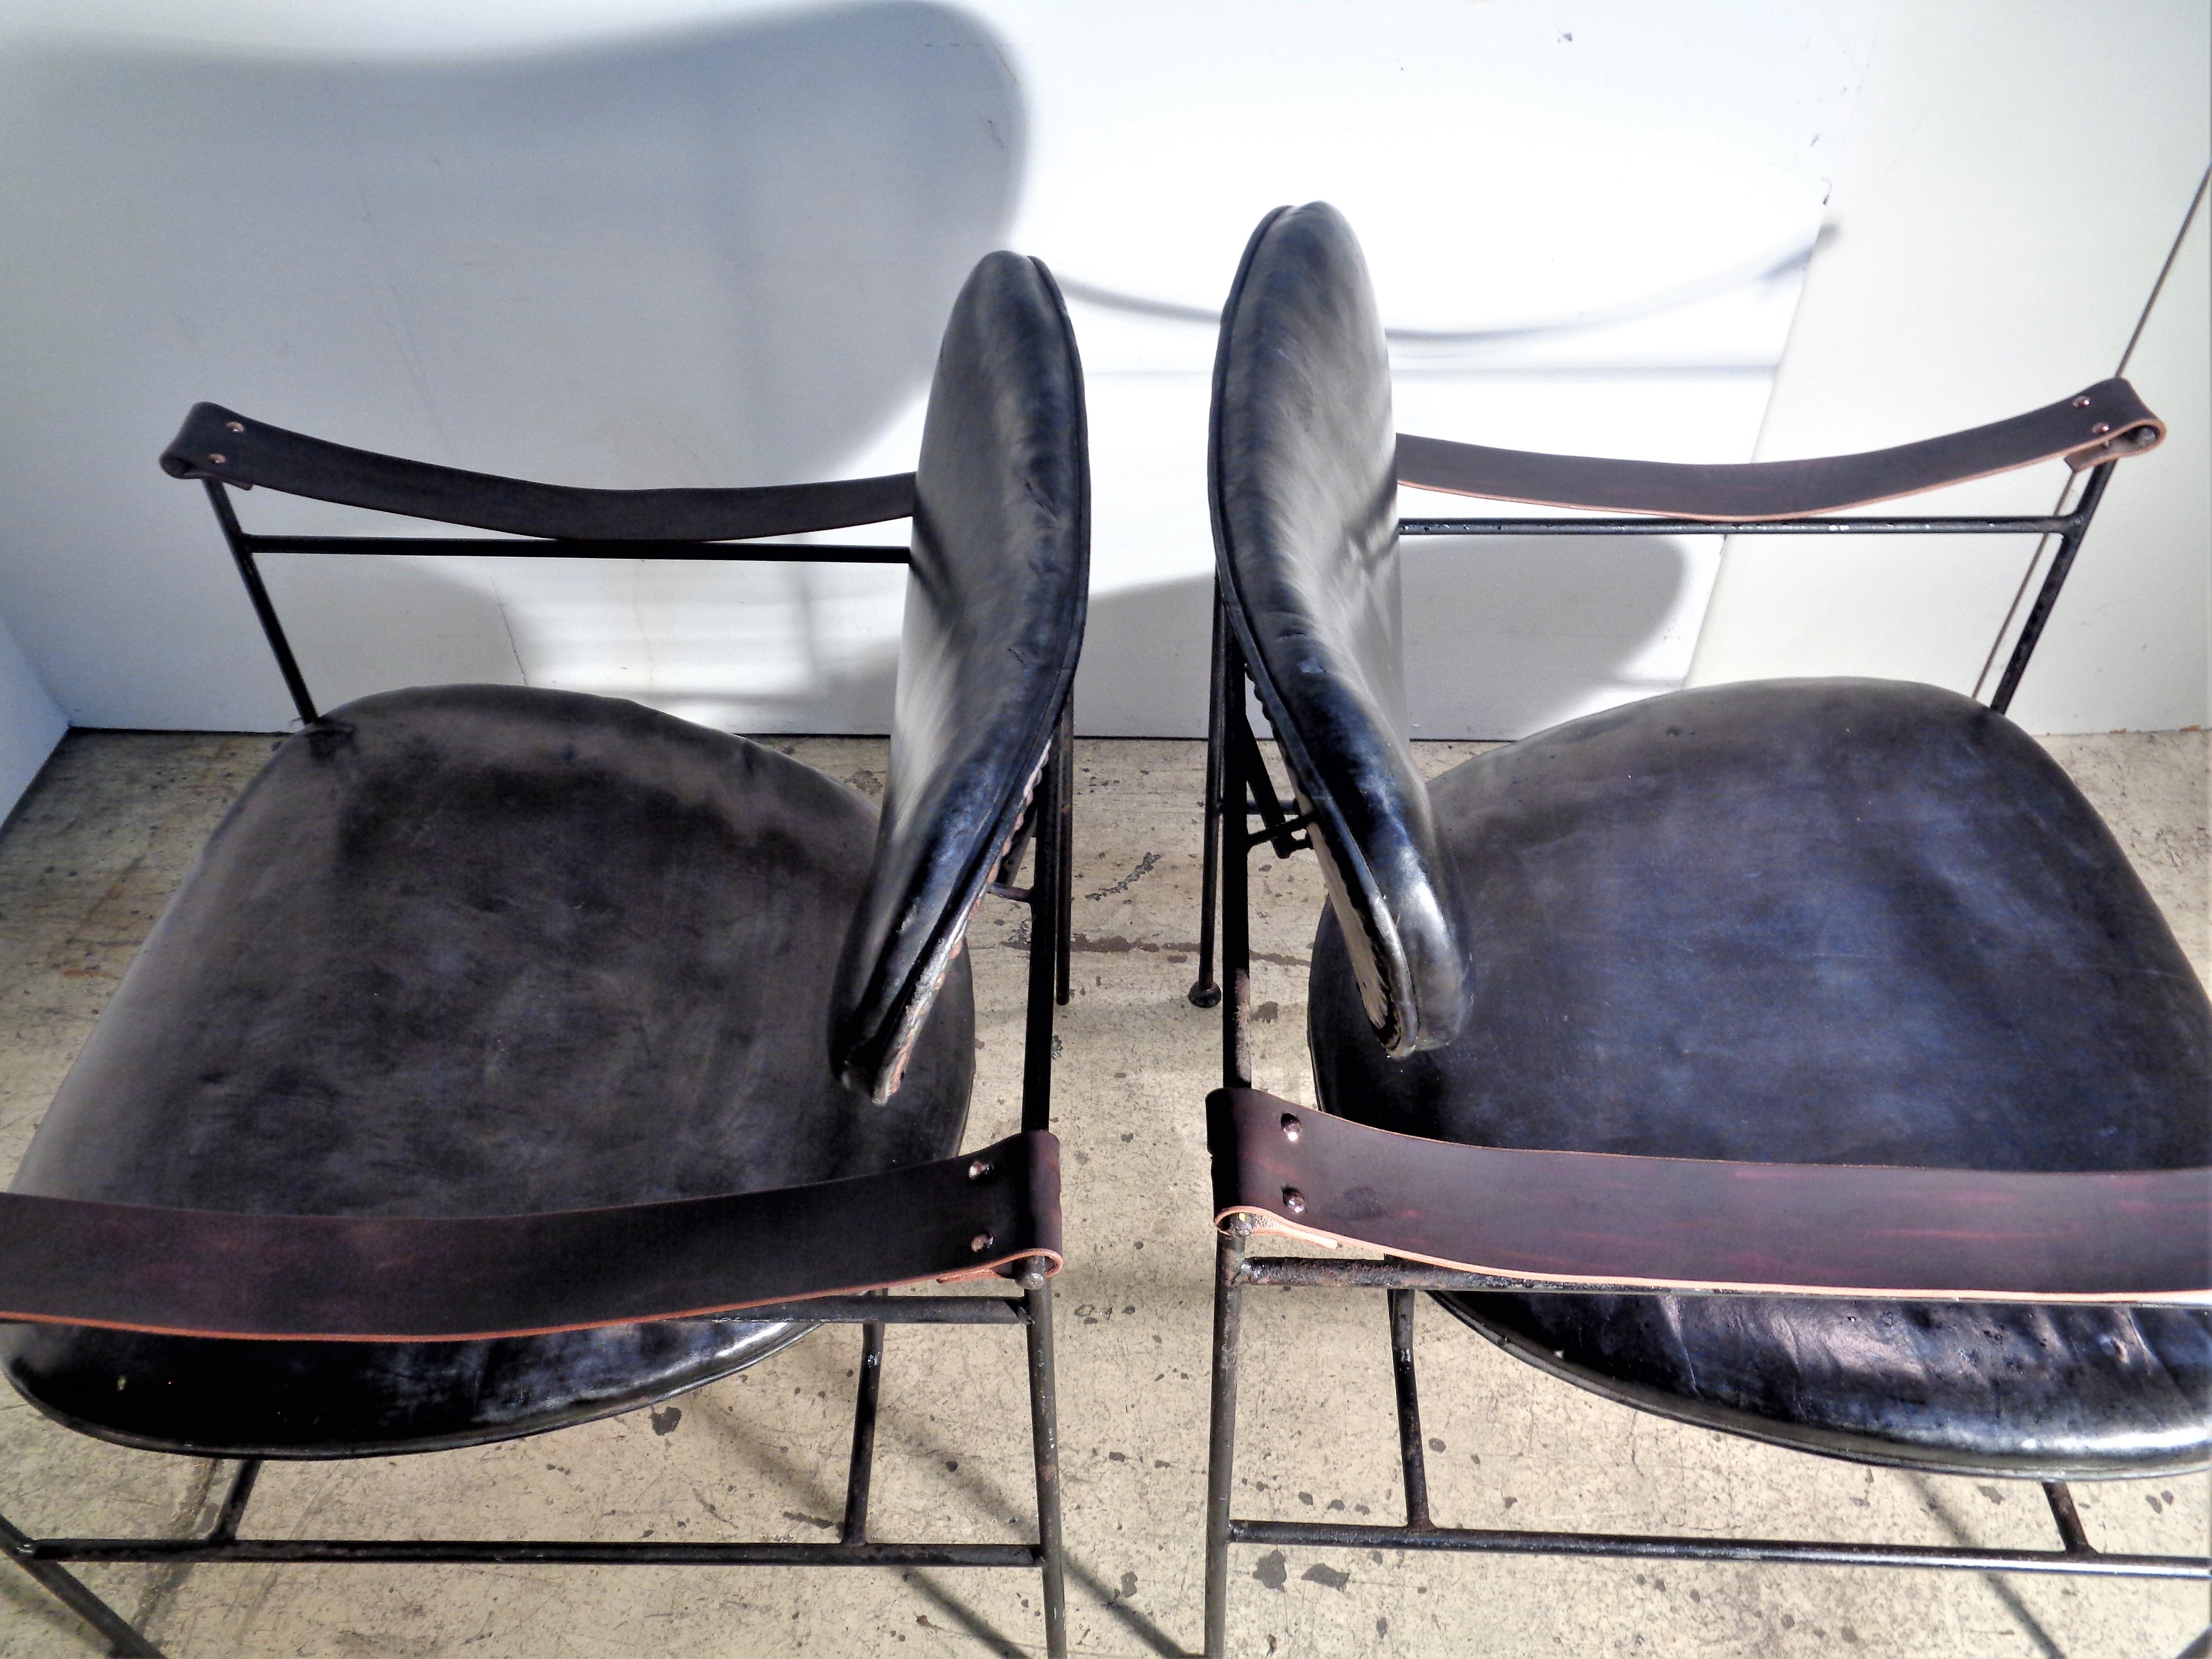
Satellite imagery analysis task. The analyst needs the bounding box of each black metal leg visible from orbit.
[1053,703,1074,1010]
[1204,1216,1253,1659]
[2043,1481,2094,1555]
[1387,1288,1434,1532]
[208,1460,261,1545]
[1,1509,166,1658]
[1021,1261,1066,1659]
[1021,710,1070,1138]
[841,1322,885,1546]
[1219,662,1254,1094]
[1190,590,1228,1008]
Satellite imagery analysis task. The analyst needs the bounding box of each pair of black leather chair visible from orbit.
[0,212,2205,1659]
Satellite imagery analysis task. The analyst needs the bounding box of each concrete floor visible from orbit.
[0,728,2205,1659]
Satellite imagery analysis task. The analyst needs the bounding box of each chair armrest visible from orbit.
[161,403,916,541]
[1208,1088,2208,1304]
[0,1131,1059,1341]
[1395,379,2164,522]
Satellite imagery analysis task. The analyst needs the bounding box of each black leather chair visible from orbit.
[0,251,1087,1659]
[1190,202,2209,1655]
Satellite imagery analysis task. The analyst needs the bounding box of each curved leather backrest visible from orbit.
[832,253,1089,1100]
[1210,204,1465,1055]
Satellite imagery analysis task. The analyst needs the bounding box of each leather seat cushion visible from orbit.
[4,685,972,1456]
[1308,677,2211,1476]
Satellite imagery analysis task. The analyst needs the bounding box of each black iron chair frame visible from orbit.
[1186,469,2212,1657]
[1,481,1079,1659]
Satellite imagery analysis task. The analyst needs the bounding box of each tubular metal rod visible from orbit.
[1022,1264,1067,1659]
[2042,1481,2094,1554]
[1020,711,1068,1137]
[1397,515,2077,538]
[840,1321,885,1546]
[679,1296,1026,1326]
[1220,640,1255,1094]
[1241,1256,1664,1293]
[1,1511,167,1657]
[1231,1256,2172,1305]
[1053,700,1075,1010]
[1222,1519,2205,1579]
[1387,1289,1433,1530]
[32,1538,1043,1569]
[1989,461,2115,715]
[209,1459,262,1544]
[243,536,912,563]
[1203,1218,1253,1659]
[1188,589,1228,1010]
[206,481,318,726]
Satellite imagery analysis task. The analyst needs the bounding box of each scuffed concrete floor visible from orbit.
[0,729,2205,1659]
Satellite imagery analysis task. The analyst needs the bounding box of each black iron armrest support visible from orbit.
[163,402,915,541]
[1395,379,2161,522]
[0,1131,1060,1342]
[1206,1088,2209,1305]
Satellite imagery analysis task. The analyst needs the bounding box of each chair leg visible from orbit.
[840,1320,886,1545]
[1387,1288,1434,1531]
[1022,1262,1067,1659]
[1203,1218,1252,1659]
[0,1509,167,1658]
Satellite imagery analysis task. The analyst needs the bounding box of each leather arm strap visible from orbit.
[1209,1089,2208,1304]
[0,1131,1058,1342]
[161,403,916,541]
[1395,379,2163,522]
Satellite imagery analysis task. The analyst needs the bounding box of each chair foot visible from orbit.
[1023,1263,1067,1659]
[1203,1219,1252,1659]
[1187,980,1222,1008]
[1,1509,167,1658]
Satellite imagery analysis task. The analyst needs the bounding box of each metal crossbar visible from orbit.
[202,477,920,727]
[4,1279,1061,1659]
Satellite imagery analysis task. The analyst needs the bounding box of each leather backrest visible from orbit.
[1210,204,1465,1055]
[832,253,1089,1099]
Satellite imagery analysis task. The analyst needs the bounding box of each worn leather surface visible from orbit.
[5,686,973,1455]
[0,1129,1060,1341]
[832,252,1088,1099]
[162,402,916,540]
[1395,378,2164,520]
[1308,679,2212,1475]
[1209,203,1465,1056]
[1209,1088,2210,1302]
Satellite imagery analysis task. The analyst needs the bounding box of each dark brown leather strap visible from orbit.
[1395,379,2163,522]
[0,1132,1059,1341]
[1209,1090,2209,1304]
[161,403,916,541]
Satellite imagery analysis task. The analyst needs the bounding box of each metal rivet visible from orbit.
[967,1158,993,1182]
[1281,1187,1306,1215]
[1281,1113,1301,1142]
[2090,422,2111,435]
[970,1232,994,1253]
[225,421,246,434]
[207,453,226,464]
[2072,395,2092,408]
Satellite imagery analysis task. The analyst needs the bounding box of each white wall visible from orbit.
[0,0,1873,738]
[0,609,65,821]
[1688,1,2211,733]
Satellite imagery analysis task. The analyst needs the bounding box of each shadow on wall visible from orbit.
[0,3,1022,728]
[1066,537,1691,741]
